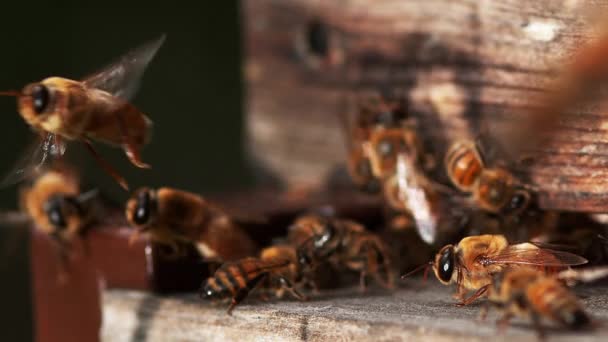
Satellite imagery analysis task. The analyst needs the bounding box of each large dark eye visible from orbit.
[44,196,67,230]
[377,139,393,157]
[297,248,312,266]
[134,190,153,225]
[506,191,529,213]
[306,19,329,58]
[438,247,455,282]
[31,84,50,114]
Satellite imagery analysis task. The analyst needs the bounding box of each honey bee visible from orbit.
[426,234,587,306]
[18,167,99,280]
[259,244,315,299]
[340,93,409,192]
[19,168,98,244]
[288,213,395,291]
[199,257,304,315]
[0,35,166,190]
[480,267,608,338]
[125,187,258,262]
[445,140,532,215]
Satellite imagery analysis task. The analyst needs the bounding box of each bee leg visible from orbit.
[123,143,150,169]
[496,312,514,335]
[82,139,129,190]
[359,270,368,293]
[279,277,308,301]
[455,285,488,307]
[227,273,267,316]
[113,109,150,169]
[227,288,251,316]
[478,301,490,322]
[531,312,547,340]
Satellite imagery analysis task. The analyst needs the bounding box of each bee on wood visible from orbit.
[288,213,395,292]
[259,244,316,299]
[340,93,410,193]
[0,35,165,190]
[405,234,588,306]
[199,257,304,315]
[125,187,258,262]
[445,140,532,215]
[480,266,608,338]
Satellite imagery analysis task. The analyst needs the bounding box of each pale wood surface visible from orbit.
[101,281,608,341]
[243,0,608,212]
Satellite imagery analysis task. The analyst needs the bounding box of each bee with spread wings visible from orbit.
[0,34,165,190]
[403,234,588,306]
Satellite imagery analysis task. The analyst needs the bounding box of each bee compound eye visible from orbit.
[31,84,50,114]
[438,248,455,282]
[133,190,154,225]
[377,139,393,157]
[509,192,529,211]
[44,196,67,229]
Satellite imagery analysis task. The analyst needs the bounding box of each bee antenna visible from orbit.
[0,90,20,97]
[401,261,433,280]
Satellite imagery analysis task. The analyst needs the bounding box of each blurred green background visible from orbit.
[0,2,254,209]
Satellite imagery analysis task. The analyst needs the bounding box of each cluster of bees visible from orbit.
[3,31,608,339]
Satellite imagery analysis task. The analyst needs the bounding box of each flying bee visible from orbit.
[445,140,532,215]
[404,234,588,306]
[0,35,165,190]
[125,187,258,262]
[18,167,99,280]
[288,213,395,292]
[19,169,98,241]
[199,257,304,315]
[259,244,316,300]
[480,266,608,338]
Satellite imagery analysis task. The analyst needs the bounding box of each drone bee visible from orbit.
[410,234,588,306]
[199,257,303,315]
[445,140,532,215]
[480,267,608,338]
[288,213,395,291]
[125,187,258,261]
[0,35,165,190]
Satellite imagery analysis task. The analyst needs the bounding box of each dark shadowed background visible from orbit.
[0,2,253,209]
[0,2,252,340]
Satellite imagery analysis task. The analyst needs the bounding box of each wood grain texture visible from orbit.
[101,282,608,342]
[243,0,608,212]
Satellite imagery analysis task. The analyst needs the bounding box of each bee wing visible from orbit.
[483,247,588,267]
[396,153,437,244]
[0,133,66,188]
[82,34,166,101]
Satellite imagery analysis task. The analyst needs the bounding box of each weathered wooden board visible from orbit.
[101,282,608,341]
[243,0,608,212]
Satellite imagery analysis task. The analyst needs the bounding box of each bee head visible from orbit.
[433,244,456,284]
[17,80,59,128]
[126,187,158,230]
[43,194,84,238]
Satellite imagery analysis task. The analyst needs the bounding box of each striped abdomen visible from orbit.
[445,141,484,192]
[526,278,590,329]
[200,258,288,299]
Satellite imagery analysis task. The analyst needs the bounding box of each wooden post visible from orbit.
[243,0,608,212]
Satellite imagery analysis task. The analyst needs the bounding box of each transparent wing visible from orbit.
[396,153,438,244]
[82,34,166,101]
[0,133,66,188]
[481,247,588,267]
